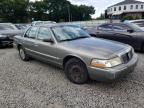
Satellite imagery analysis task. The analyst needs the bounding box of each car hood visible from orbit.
[133,31,144,35]
[61,37,130,59]
[0,30,23,37]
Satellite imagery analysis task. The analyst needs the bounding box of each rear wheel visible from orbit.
[141,43,144,52]
[19,46,29,61]
[0,41,5,48]
[0,43,3,48]
[64,58,88,84]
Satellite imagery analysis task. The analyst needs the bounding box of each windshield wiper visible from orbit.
[60,36,89,42]
[75,36,89,39]
[60,38,75,42]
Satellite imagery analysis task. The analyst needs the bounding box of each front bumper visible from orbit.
[88,54,138,81]
[0,38,13,46]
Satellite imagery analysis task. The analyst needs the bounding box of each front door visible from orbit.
[34,27,60,64]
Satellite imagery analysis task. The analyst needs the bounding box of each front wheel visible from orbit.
[64,58,88,84]
[19,46,29,61]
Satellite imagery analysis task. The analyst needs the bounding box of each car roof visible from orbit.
[33,24,80,28]
[99,23,124,26]
[0,23,13,25]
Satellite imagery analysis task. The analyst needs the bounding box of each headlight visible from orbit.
[91,57,122,69]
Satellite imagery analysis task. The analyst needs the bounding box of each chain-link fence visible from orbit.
[59,20,111,27]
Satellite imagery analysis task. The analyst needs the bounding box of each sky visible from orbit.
[31,0,144,18]
[68,0,144,18]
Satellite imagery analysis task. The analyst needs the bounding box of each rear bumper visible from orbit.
[87,54,138,81]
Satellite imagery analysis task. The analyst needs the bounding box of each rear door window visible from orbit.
[113,24,130,32]
[98,24,113,31]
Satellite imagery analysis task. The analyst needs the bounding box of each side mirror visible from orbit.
[42,38,54,43]
[127,29,134,33]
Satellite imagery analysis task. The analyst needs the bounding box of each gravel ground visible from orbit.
[0,48,144,108]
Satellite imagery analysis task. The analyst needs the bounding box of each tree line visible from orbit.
[0,0,95,23]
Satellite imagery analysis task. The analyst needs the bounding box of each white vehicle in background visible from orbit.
[124,20,144,31]
[31,21,56,26]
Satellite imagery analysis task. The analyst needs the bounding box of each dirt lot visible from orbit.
[0,48,144,108]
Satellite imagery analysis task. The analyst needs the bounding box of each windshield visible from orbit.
[0,24,18,30]
[52,26,90,42]
[124,22,143,32]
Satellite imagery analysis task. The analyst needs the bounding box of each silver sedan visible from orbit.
[14,25,138,84]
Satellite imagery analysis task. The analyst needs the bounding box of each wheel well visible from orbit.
[63,56,86,69]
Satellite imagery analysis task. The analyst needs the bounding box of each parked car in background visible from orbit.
[124,20,144,30]
[14,24,137,84]
[86,22,144,51]
[31,21,56,26]
[0,23,22,47]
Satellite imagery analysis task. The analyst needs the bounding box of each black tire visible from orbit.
[19,46,29,61]
[142,44,144,52]
[64,58,88,84]
[90,34,96,37]
[0,42,4,48]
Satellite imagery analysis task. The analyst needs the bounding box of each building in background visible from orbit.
[106,0,144,20]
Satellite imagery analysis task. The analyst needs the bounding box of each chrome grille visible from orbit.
[121,49,133,63]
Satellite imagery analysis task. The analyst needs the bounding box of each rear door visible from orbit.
[22,27,39,57]
[112,24,136,46]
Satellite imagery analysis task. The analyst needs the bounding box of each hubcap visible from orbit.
[69,65,84,82]
[20,49,25,60]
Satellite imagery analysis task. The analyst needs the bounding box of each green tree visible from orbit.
[0,0,29,23]
[121,15,134,22]
[0,0,95,23]
[43,0,71,22]
[29,1,47,21]
[70,5,95,21]
[135,16,140,20]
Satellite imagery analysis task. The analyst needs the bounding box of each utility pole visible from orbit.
[67,5,71,22]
